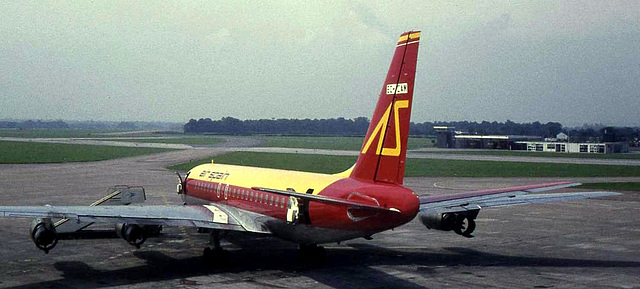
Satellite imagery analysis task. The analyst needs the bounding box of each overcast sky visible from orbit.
[1,1,638,126]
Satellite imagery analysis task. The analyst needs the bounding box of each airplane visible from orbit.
[0,31,618,259]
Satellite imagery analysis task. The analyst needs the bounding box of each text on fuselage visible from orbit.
[199,170,230,181]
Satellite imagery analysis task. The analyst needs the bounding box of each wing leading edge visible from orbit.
[417,182,620,237]
[0,204,271,234]
[419,181,620,213]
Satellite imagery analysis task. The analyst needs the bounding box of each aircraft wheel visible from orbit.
[203,247,228,263]
[298,244,326,264]
[454,216,476,237]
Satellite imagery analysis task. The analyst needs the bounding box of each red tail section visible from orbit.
[350,31,420,185]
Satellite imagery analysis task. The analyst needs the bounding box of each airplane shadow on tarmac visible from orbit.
[5,239,639,289]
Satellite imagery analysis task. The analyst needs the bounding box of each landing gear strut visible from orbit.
[203,230,228,260]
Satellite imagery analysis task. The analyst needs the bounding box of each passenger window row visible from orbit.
[192,180,287,208]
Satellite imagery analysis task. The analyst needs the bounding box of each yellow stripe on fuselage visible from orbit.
[188,163,348,195]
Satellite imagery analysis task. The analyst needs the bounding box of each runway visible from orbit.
[0,148,638,288]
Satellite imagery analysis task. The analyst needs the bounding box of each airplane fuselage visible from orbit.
[184,163,420,244]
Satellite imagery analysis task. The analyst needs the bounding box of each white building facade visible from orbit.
[516,141,629,154]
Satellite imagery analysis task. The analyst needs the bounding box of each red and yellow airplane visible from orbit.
[0,31,617,258]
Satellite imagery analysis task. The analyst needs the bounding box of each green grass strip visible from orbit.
[117,137,225,145]
[260,136,435,151]
[576,182,640,191]
[0,141,174,164]
[167,151,640,177]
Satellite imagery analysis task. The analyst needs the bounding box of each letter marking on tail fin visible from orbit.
[360,100,409,157]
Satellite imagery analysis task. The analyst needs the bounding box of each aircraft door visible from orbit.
[286,197,299,225]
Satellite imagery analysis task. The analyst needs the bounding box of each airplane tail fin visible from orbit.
[349,31,420,185]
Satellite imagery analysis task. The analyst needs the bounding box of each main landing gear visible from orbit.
[454,215,476,238]
[203,230,228,260]
[298,244,326,263]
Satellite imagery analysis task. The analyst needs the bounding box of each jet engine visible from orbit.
[30,218,58,254]
[116,223,147,248]
[418,210,479,237]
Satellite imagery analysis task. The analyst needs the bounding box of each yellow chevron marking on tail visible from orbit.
[361,100,409,156]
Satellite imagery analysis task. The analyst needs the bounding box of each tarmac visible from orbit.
[0,142,639,288]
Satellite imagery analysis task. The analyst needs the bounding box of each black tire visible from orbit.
[462,219,476,237]
[298,244,326,264]
[453,216,466,235]
[454,216,475,236]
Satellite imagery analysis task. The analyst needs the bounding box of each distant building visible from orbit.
[434,126,455,148]
[433,126,629,154]
[453,134,541,150]
[556,132,568,141]
[544,132,569,142]
[516,141,629,154]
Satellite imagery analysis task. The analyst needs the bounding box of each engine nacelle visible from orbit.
[30,218,58,254]
[116,223,147,248]
[418,211,457,231]
[419,210,479,237]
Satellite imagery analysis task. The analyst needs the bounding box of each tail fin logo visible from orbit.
[386,83,408,95]
[361,100,409,156]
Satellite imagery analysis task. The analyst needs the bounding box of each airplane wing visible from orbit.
[0,203,271,234]
[417,181,620,237]
[419,181,620,214]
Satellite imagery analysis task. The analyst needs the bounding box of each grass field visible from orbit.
[417,149,640,160]
[259,136,435,151]
[167,151,640,177]
[0,141,174,164]
[576,182,640,191]
[0,129,140,138]
[117,137,226,145]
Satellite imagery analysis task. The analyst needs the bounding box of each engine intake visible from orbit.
[116,223,147,248]
[30,218,58,254]
[419,210,479,238]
